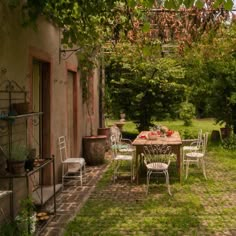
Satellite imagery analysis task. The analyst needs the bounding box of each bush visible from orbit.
[179,102,196,126]
[179,129,197,139]
[222,134,236,150]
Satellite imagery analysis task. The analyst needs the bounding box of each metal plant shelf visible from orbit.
[2,112,44,120]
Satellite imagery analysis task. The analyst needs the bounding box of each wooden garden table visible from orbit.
[132,131,182,183]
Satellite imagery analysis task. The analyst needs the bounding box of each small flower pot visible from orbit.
[7,160,26,175]
[11,102,30,115]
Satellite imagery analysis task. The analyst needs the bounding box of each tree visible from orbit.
[10,0,233,49]
[105,41,185,131]
[181,22,236,133]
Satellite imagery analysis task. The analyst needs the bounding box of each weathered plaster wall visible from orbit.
[0,0,101,222]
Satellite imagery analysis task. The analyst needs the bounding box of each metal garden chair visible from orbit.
[182,129,203,168]
[110,125,135,153]
[58,136,86,189]
[141,144,173,195]
[185,132,208,179]
[110,134,134,182]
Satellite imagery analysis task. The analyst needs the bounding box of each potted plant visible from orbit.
[80,64,107,166]
[5,144,29,174]
[82,98,107,165]
[25,148,36,171]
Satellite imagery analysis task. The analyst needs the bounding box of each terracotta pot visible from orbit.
[83,135,106,165]
[7,160,25,174]
[97,128,111,151]
[211,130,221,142]
[11,102,30,115]
[220,127,231,139]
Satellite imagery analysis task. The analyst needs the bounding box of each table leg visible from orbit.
[134,146,143,184]
[171,144,182,182]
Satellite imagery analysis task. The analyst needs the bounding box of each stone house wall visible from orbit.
[0,1,101,222]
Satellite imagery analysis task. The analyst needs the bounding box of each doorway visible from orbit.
[67,71,77,156]
[32,60,51,158]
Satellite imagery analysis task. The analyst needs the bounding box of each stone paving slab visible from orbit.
[36,150,236,236]
[36,160,110,236]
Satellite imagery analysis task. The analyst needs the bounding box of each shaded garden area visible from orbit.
[64,120,236,235]
[64,145,236,236]
[1,1,236,235]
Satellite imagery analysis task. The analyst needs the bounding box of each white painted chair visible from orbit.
[185,132,208,179]
[110,135,134,182]
[58,136,86,189]
[182,129,203,168]
[110,125,135,153]
[141,144,173,195]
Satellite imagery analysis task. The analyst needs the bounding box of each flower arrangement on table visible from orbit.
[148,131,158,140]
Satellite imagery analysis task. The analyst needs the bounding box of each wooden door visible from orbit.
[32,61,41,157]
[32,61,50,158]
[67,71,76,156]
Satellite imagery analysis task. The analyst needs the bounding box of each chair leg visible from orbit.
[201,159,207,179]
[113,160,121,182]
[165,171,172,196]
[146,171,152,195]
[130,160,134,182]
[185,160,190,179]
[62,165,65,191]
[80,167,83,186]
[83,164,86,184]
[182,150,185,171]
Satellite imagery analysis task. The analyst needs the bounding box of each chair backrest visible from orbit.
[142,144,172,167]
[196,129,203,148]
[110,134,118,159]
[110,125,122,144]
[58,136,68,162]
[202,132,208,155]
[193,132,208,155]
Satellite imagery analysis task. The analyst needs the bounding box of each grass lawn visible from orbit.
[64,119,236,236]
[107,118,223,140]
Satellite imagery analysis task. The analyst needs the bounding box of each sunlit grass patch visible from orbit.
[64,119,236,236]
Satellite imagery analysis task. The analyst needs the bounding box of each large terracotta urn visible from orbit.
[97,128,111,151]
[82,135,106,165]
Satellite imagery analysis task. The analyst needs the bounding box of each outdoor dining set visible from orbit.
[58,125,208,196]
[110,125,208,195]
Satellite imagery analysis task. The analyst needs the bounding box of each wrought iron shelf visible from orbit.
[1,112,44,120]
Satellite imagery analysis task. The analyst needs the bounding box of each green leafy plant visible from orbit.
[0,198,36,236]
[222,134,236,150]
[5,144,29,161]
[0,221,19,236]
[179,102,196,126]
[179,129,197,139]
[106,49,185,132]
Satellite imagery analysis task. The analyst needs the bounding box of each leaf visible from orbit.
[224,0,234,10]
[136,92,144,100]
[195,0,204,8]
[164,0,174,9]
[213,0,224,8]
[142,46,151,56]
[127,0,136,8]
[144,0,155,8]
[183,0,195,8]
[142,22,150,33]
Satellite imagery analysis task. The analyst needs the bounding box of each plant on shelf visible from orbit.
[25,148,36,171]
[5,144,29,175]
